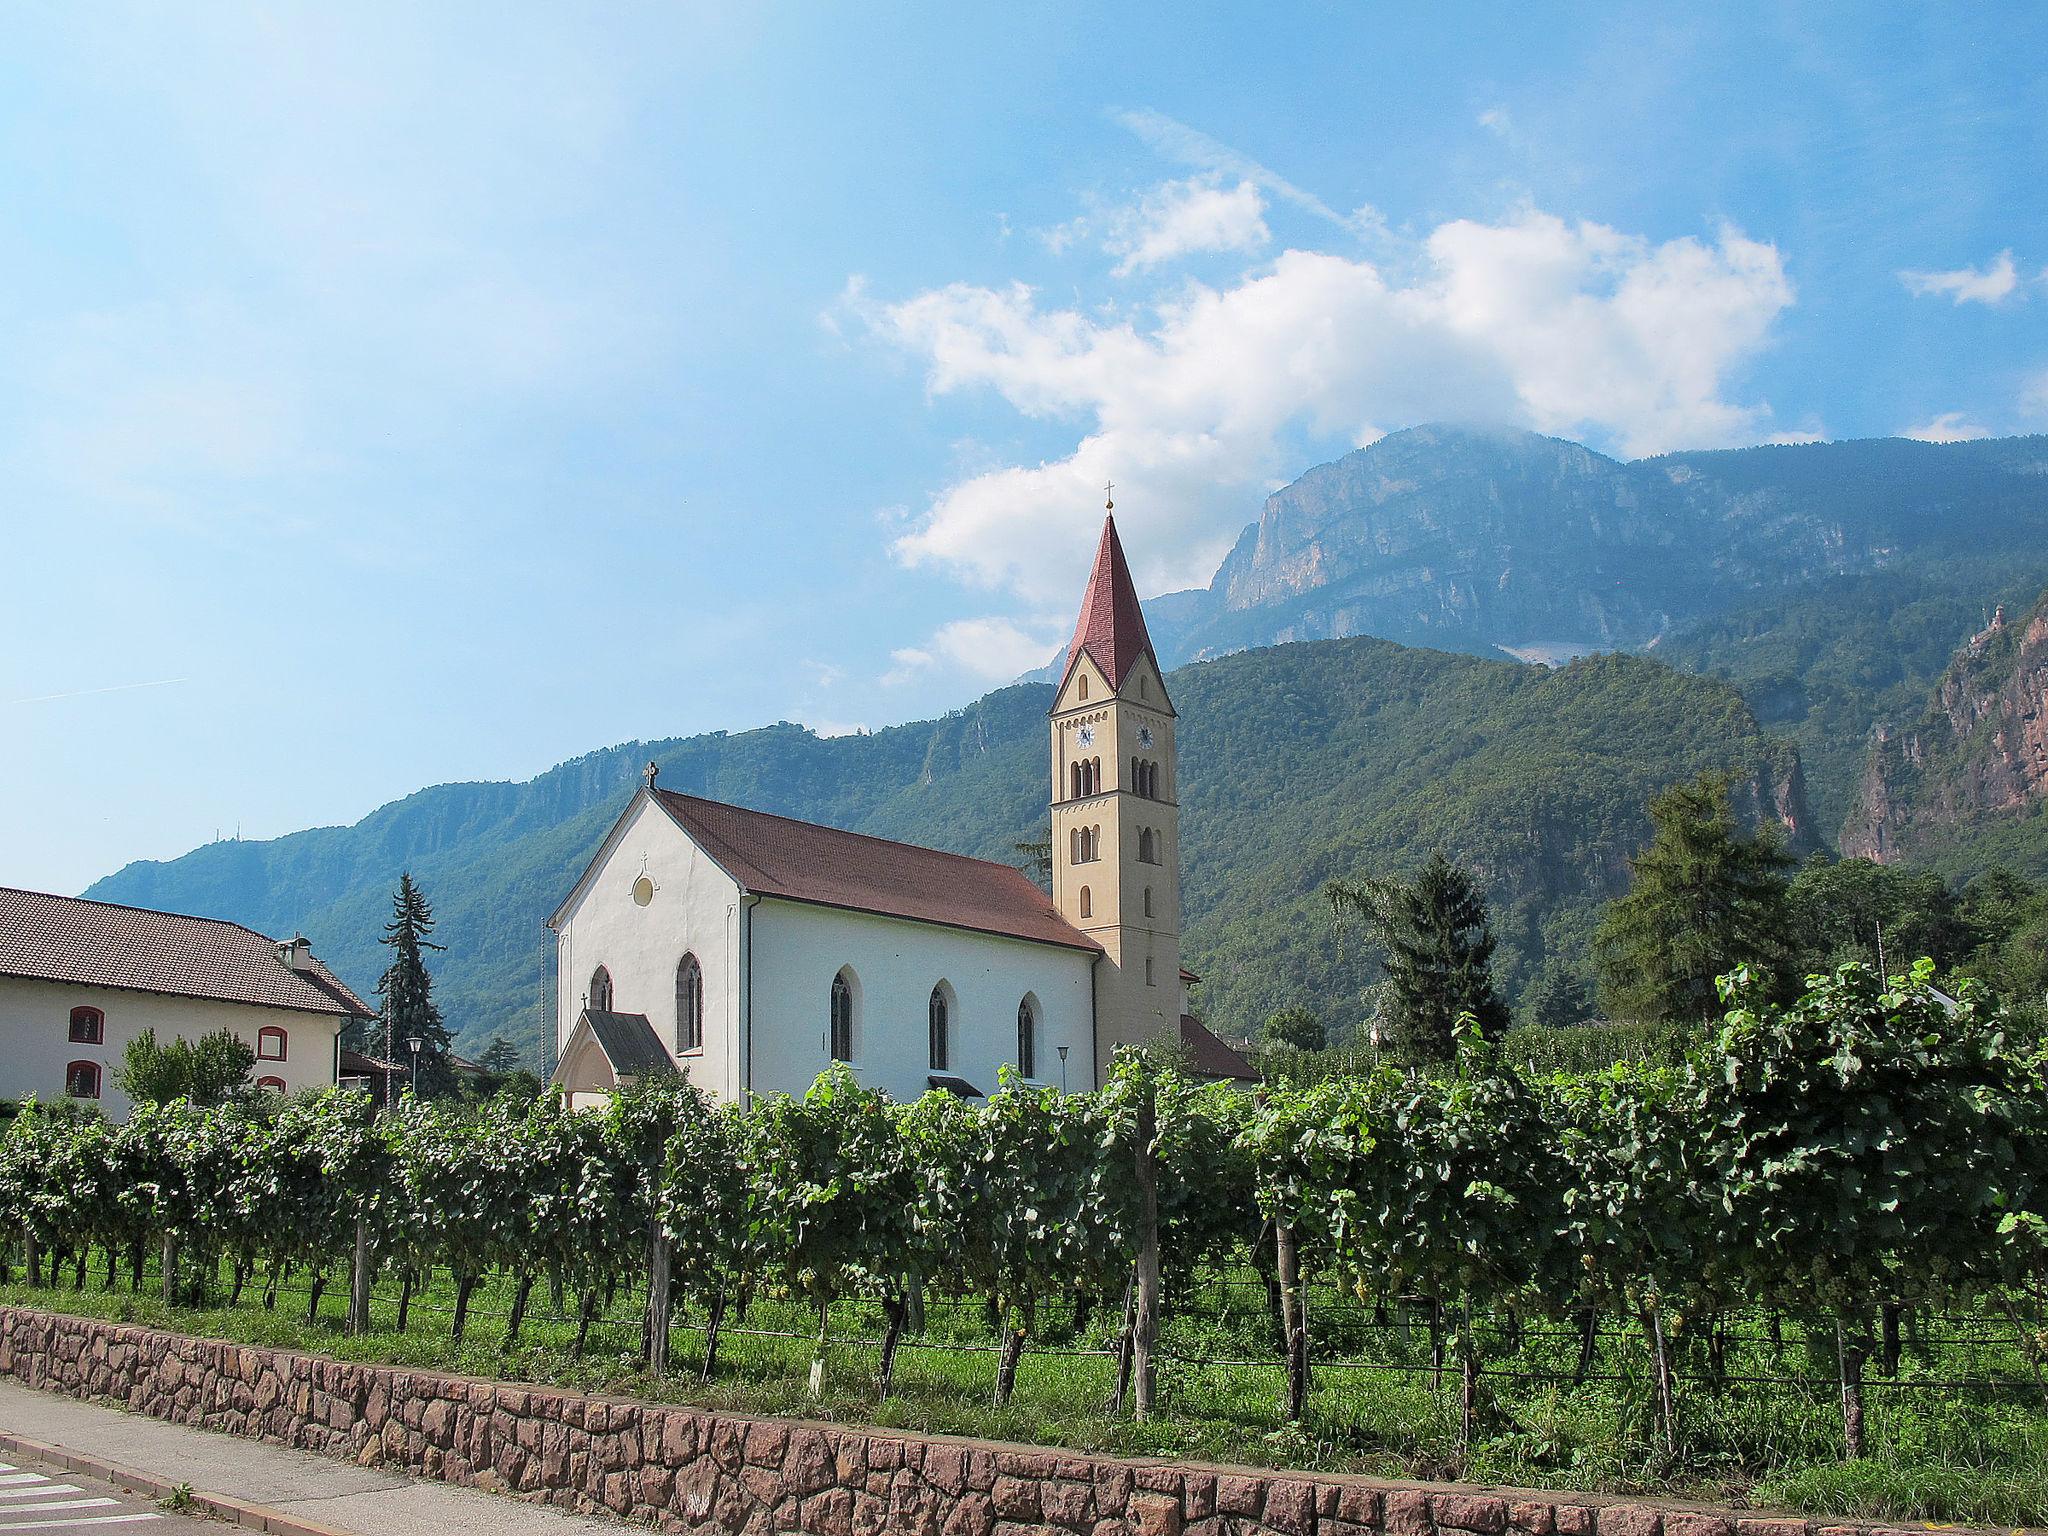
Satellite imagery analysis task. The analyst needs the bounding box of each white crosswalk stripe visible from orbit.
[0,1500,119,1515]
[0,1464,164,1529]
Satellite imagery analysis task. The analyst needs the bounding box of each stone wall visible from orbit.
[0,1306,1943,1536]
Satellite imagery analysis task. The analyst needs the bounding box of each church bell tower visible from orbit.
[1050,496,1182,1084]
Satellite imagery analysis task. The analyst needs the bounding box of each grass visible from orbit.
[4,1260,2044,1528]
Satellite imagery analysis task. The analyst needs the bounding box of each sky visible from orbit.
[3,2,2046,895]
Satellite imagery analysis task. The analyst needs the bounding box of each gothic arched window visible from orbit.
[676,954,703,1052]
[829,970,856,1062]
[928,984,950,1070]
[1016,997,1037,1080]
[589,965,614,1012]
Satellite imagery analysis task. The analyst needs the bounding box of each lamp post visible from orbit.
[1056,1044,1069,1094]
[406,1035,424,1096]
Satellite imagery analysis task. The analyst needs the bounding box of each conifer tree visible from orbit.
[1328,853,1510,1062]
[377,872,453,1098]
[1593,772,1792,1023]
[1523,965,1593,1030]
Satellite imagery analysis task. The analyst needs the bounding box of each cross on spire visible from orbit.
[1104,480,1114,510]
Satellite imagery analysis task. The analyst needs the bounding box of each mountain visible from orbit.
[86,636,1805,1062]
[1139,426,2048,669]
[1839,587,2048,879]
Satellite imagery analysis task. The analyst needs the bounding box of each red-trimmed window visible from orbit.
[256,1075,287,1094]
[68,1005,104,1044]
[257,1026,288,1061]
[65,1060,100,1099]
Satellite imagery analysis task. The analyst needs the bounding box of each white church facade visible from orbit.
[547,512,1252,1105]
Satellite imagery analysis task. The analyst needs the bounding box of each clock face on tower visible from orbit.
[1137,726,1154,749]
[1077,724,1095,748]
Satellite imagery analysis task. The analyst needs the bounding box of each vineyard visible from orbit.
[2,962,2045,1524]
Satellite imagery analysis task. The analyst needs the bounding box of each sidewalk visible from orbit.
[0,1381,620,1536]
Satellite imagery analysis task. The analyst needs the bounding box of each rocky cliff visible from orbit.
[1841,590,2048,868]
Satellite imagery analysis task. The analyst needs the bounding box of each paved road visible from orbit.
[0,1451,211,1532]
[0,1381,624,1536]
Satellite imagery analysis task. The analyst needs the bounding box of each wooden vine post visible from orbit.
[1132,1085,1161,1421]
[645,1221,674,1374]
[1275,1217,1308,1422]
[347,1217,372,1335]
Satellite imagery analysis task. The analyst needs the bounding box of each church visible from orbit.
[547,511,1252,1106]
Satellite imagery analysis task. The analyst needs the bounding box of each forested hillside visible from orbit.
[89,637,1803,1059]
[1659,555,2048,834]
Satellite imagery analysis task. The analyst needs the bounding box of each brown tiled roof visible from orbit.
[650,791,1100,955]
[1179,1014,1258,1081]
[1063,514,1158,692]
[0,886,375,1018]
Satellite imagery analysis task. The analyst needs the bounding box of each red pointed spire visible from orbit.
[1064,513,1156,691]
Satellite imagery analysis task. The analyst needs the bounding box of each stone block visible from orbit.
[1664,1516,1732,1536]
[991,1476,1041,1522]
[1131,1493,1183,1536]
[1597,1507,1660,1536]
[1555,1508,1596,1536]
[1386,1488,1436,1535]
[1436,1494,1508,1534]
[1509,1503,1554,1535]
[1264,1480,1317,1535]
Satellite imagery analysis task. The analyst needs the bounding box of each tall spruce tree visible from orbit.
[377,872,454,1098]
[1593,772,1792,1023]
[1328,852,1510,1062]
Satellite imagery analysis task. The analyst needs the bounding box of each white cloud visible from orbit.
[1899,251,2022,306]
[1115,109,1383,240]
[2022,370,2048,423]
[1902,412,1992,443]
[856,211,1793,602]
[882,617,1059,685]
[1105,177,1269,275]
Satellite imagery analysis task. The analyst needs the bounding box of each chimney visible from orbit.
[278,935,313,972]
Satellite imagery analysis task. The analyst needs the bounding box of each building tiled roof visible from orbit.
[650,790,1100,955]
[580,1009,672,1077]
[0,886,375,1018]
[1179,1014,1258,1082]
[1064,514,1158,692]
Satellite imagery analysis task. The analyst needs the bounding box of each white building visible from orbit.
[0,886,374,1116]
[549,511,1253,1105]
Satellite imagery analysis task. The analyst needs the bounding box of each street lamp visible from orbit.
[1056,1044,1069,1094]
[405,1035,424,1096]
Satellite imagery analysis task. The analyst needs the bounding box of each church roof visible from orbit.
[1179,1014,1258,1082]
[649,790,1101,955]
[1063,514,1158,692]
[579,1009,672,1077]
[0,885,374,1018]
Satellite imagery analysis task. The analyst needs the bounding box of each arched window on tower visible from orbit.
[928,984,950,1070]
[1016,996,1037,1079]
[1138,828,1155,864]
[1143,886,1153,918]
[829,970,856,1062]
[1078,675,1089,701]
[589,965,614,1012]
[1070,762,1083,800]
[1079,886,1092,919]
[676,954,703,1052]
